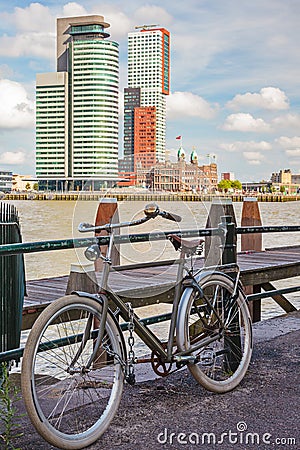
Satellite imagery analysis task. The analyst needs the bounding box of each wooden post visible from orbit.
[66,263,98,295]
[241,197,262,252]
[94,198,120,271]
[241,197,262,322]
[205,198,236,266]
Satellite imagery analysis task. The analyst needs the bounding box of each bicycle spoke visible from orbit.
[177,273,252,392]
[22,296,124,448]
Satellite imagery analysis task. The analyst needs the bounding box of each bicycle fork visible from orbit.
[67,294,109,375]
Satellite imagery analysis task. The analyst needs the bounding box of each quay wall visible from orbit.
[3,192,300,202]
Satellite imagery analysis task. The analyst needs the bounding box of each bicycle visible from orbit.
[21,204,252,449]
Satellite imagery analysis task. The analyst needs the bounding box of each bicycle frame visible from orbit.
[81,206,242,366]
[20,205,252,450]
[99,229,187,362]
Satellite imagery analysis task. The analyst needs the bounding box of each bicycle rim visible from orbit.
[21,295,124,449]
[177,273,252,393]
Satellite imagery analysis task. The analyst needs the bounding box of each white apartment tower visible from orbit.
[36,15,119,191]
[127,27,170,165]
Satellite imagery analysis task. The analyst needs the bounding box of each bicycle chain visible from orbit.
[126,302,136,385]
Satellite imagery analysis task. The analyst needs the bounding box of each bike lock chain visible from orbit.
[126,302,136,385]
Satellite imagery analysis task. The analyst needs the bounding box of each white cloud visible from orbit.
[272,113,300,128]
[243,151,265,165]
[220,140,272,152]
[167,91,217,119]
[226,87,289,111]
[0,32,55,59]
[63,2,87,17]
[276,136,300,159]
[0,3,55,60]
[0,79,35,129]
[0,3,53,32]
[88,4,132,39]
[286,148,300,157]
[222,113,272,132]
[0,151,26,165]
[276,136,300,148]
[134,6,173,26]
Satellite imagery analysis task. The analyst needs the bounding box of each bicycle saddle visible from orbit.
[168,234,204,254]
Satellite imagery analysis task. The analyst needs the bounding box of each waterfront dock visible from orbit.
[3,191,300,202]
[22,244,300,329]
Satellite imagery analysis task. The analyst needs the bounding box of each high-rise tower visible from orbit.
[36,15,119,191]
[125,26,170,169]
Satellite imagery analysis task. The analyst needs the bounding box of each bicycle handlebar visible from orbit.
[158,210,182,222]
[78,203,182,233]
[144,203,182,222]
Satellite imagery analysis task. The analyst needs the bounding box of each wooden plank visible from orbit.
[240,262,300,286]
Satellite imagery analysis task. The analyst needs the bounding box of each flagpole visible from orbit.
[176,135,183,146]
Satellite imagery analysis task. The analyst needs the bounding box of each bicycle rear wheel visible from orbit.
[21,295,125,450]
[176,272,252,393]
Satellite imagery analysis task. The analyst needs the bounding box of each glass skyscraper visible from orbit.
[36,15,119,191]
[125,27,170,168]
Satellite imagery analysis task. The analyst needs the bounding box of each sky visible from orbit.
[0,0,300,182]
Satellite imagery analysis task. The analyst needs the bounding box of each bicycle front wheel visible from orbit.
[176,272,252,393]
[21,295,125,450]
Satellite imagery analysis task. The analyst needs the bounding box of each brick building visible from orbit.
[147,160,218,193]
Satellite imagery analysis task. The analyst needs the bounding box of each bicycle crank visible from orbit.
[150,350,173,377]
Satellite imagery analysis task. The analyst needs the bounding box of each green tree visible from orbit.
[33,183,38,191]
[280,185,285,193]
[218,179,232,192]
[231,180,242,191]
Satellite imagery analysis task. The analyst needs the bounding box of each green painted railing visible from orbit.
[0,227,222,256]
[1,215,300,364]
[0,204,25,361]
[1,223,300,258]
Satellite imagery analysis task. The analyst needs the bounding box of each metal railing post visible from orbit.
[220,215,237,265]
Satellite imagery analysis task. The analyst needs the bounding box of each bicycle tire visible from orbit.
[21,294,125,449]
[176,272,252,393]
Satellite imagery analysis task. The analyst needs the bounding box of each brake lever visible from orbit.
[159,210,182,222]
[78,222,95,232]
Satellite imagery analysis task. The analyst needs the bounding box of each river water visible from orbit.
[6,198,300,321]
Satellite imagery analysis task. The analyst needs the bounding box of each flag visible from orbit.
[176,135,181,140]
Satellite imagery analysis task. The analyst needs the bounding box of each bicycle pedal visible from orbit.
[174,355,197,367]
[199,349,215,366]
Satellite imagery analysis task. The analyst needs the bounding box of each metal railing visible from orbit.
[0,216,300,363]
[0,220,299,258]
[0,203,25,362]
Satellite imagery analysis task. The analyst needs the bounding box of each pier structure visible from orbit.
[15,197,300,331]
[0,197,299,363]
[3,191,300,202]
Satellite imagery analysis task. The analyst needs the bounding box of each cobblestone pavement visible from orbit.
[12,312,300,450]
